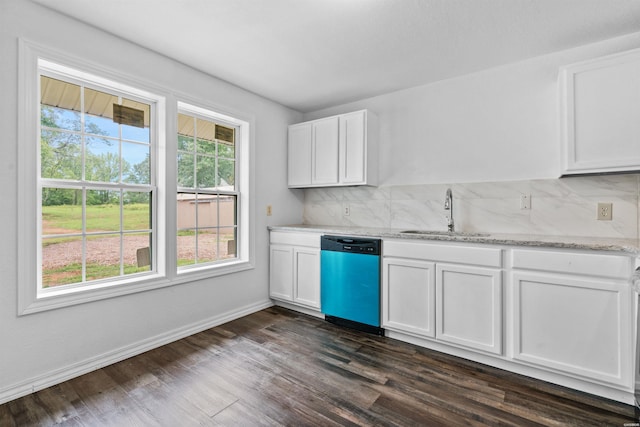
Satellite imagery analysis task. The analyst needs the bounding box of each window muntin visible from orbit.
[39,74,155,289]
[177,111,238,268]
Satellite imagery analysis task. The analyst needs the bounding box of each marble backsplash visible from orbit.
[302,174,640,239]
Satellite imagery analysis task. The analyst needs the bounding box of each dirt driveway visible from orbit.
[43,234,229,269]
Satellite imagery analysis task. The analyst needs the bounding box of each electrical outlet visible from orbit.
[343,204,350,216]
[266,205,272,216]
[597,202,612,221]
[520,194,531,210]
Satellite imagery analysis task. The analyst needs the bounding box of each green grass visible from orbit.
[42,203,150,233]
[42,262,150,287]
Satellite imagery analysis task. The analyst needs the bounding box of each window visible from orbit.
[176,108,239,268]
[38,66,158,290]
[18,41,252,314]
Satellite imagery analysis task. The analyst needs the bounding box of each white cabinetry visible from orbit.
[269,231,321,311]
[511,249,634,388]
[436,264,502,355]
[287,110,377,188]
[382,258,436,338]
[382,240,503,355]
[560,48,640,174]
[311,116,340,185]
[287,123,312,187]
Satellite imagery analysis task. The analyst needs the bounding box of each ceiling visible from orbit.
[32,0,640,112]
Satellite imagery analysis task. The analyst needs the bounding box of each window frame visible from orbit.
[18,40,254,315]
[38,68,159,291]
[176,104,241,269]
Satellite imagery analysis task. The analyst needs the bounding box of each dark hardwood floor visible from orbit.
[1,306,637,426]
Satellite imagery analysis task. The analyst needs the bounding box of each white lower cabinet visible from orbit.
[510,248,634,389]
[269,232,321,311]
[436,264,502,355]
[269,245,294,301]
[512,271,633,388]
[293,247,320,308]
[382,240,503,354]
[382,258,435,338]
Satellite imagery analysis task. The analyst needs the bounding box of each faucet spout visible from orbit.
[444,188,454,232]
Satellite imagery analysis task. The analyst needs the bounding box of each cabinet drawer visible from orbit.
[511,249,631,279]
[270,231,320,248]
[383,240,502,267]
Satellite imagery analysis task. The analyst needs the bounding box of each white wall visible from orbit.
[0,0,302,402]
[301,31,640,239]
[304,31,640,185]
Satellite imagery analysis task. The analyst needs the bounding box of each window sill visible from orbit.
[20,260,254,315]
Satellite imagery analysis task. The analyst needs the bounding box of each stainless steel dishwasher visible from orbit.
[320,235,383,335]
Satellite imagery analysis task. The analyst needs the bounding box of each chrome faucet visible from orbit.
[444,188,454,232]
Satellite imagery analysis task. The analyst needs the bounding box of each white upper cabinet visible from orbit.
[287,109,378,188]
[340,110,367,184]
[288,123,313,187]
[560,48,640,175]
[312,116,340,185]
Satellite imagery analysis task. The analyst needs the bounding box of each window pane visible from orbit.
[218,195,237,227]
[122,142,150,184]
[197,138,216,155]
[196,229,216,263]
[40,76,81,131]
[218,141,234,159]
[177,153,195,188]
[196,194,217,229]
[42,236,83,288]
[177,113,194,145]
[215,124,235,144]
[86,233,121,282]
[124,233,151,274]
[42,188,82,235]
[41,130,81,180]
[123,191,150,231]
[177,230,196,266]
[84,88,119,137]
[217,158,235,189]
[196,118,215,149]
[86,136,120,183]
[196,155,216,189]
[86,190,120,232]
[177,193,196,229]
[41,106,81,132]
[219,227,237,260]
[178,134,194,152]
[121,98,150,143]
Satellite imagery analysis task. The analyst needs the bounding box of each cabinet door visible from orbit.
[293,247,320,308]
[512,272,633,387]
[382,257,435,338]
[436,264,502,355]
[312,117,339,185]
[340,110,366,184]
[561,49,640,174]
[288,123,312,187]
[269,245,293,301]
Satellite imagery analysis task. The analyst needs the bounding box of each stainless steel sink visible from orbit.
[399,230,489,237]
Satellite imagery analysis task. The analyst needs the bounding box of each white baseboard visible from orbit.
[0,299,274,406]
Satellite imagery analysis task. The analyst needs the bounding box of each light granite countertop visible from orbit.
[268,224,640,254]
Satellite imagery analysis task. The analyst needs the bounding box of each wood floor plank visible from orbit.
[1,306,637,426]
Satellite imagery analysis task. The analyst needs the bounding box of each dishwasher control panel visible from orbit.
[320,235,381,255]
